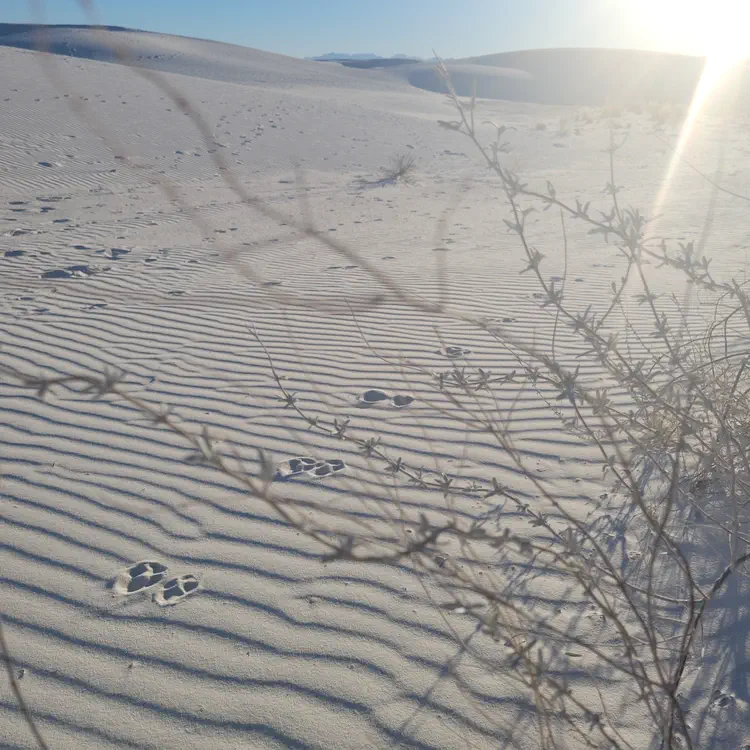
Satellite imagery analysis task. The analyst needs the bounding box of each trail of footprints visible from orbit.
[273,386,421,481]
[111,561,200,606]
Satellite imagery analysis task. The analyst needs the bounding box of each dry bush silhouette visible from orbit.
[385,152,418,182]
[355,151,418,187]
[4,7,750,750]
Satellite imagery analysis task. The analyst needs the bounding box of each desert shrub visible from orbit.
[383,151,417,182]
[354,151,417,188]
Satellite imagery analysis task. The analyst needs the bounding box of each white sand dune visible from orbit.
[400,48,750,106]
[0,23,407,91]
[2,26,750,750]
[6,23,750,106]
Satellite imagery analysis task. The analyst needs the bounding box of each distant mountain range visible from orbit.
[307,53,422,61]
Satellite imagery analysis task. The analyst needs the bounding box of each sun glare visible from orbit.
[631,0,750,228]
[632,0,750,64]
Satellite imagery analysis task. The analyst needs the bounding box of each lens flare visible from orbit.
[630,0,750,224]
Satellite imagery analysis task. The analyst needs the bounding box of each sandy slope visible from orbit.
[2,29,750,750]
[0,23,408,91]
[404,48,709,105]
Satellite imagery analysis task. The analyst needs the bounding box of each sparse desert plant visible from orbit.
[383,151,417,183]
[5,15,750,750]
[355,151,417,187]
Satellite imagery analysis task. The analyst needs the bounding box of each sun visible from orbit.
[626,0,750,230]
[630,0,750,66]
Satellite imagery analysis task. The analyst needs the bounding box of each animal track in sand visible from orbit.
[436,345,471,358]
[153,574,201,606]
[357,389,415,408]
[308,459,346,478]
[275,456,347,480]
[41,264,94,279]
[111,561,169,596]
[358,389,390,405]
[277,456,318,477]
[111,562,201,606]
[391,394,415,408]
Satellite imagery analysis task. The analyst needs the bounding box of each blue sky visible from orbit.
[3,0,744,60]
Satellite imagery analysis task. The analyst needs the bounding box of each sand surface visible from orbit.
[2,27,750,749]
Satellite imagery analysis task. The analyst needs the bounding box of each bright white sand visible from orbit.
[2,27,750,749]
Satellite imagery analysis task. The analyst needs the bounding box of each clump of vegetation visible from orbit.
[355,151,417,188]
[382,151,417,183]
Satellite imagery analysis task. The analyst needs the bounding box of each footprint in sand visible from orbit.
[275,456,347,480]
[307,459,346,478]
[111,562,201,606]
[357,389,415,408]
[41,264,94,279]
[358,388,390,406]
[391,394,415,408]
[276,456,318,478]
[436,345,472,358]
[153,574,201,606]
[94,247,130,260]
[111,561,169,595]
